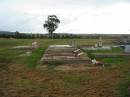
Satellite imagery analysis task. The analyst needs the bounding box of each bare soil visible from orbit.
[0,63,121,97]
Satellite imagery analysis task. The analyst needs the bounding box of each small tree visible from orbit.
[43,15,60,39]
[15,31,20,38]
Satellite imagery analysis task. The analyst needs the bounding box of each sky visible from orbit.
[0,0,130,34]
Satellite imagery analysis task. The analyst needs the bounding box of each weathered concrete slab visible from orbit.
[13,46,34,49]
[12,41,39,50]
[49,45,72,48]
[40,45,91,65]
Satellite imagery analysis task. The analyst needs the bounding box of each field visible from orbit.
[0,38,130,97]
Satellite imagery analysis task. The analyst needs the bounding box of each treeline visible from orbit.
[0,31,98,39]
[0,31,47,39]
[0,31,129,39]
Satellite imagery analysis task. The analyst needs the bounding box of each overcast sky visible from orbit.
[0,0,130,34]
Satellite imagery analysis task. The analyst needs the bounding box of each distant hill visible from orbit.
[0,31,15,35]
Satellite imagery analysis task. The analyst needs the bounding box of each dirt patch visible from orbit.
[0,63,122,97]
[54,65,103,71]
[37,64,104,71]
[37,65,48,70]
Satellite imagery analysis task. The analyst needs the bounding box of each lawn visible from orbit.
[0,38,130,97]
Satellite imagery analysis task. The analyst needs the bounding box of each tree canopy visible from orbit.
[43,15,60,38]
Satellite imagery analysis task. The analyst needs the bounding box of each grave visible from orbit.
[40,45,91,65]
[12,41,39,50]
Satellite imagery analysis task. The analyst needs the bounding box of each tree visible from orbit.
[15,31,20,38]
[43,15,60,39]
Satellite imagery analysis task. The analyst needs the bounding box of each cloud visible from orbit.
[0,0,130,34]
[56,2,130,34]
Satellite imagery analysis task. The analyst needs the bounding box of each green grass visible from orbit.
[83,46,130,97]
[83,47,128,65]
[101,57,130,63]
[99,57,130,67]
[117,64,130,97]
[0,63,8,71]
[24,47,46,68]
[0,38,130,97]
[84,50,96,59]
[118,81,130,97]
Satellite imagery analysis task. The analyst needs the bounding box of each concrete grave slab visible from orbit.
[40,45,91,65]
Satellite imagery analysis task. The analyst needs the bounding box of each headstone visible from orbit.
[95,44,98,48]
[77,52,84,56]
[32,41,38,48]
[26,51,31,56]
[73,49,80,53]
[98,36,103,47]
[92,59,97,64]
[125,45,130,53]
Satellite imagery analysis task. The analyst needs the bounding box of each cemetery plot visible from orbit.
[40,45,91,65]
[12,41,39,50]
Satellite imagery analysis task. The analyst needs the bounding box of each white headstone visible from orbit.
[32,41,38,48]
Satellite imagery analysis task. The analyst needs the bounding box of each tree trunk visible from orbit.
[49,32,53,39]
